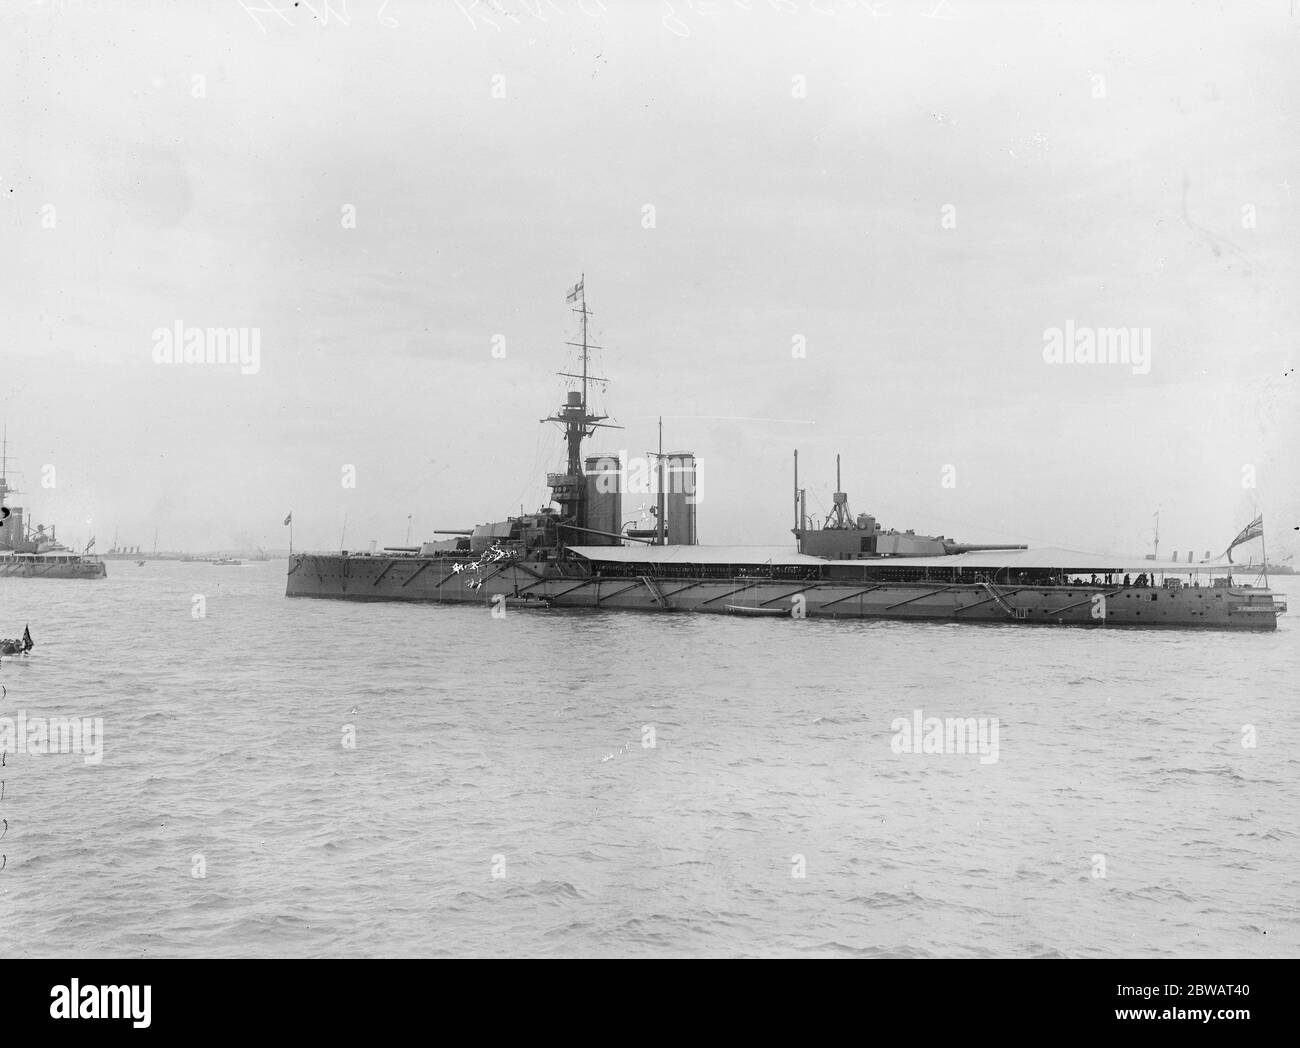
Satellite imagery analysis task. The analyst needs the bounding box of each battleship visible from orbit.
[286,282,1284,629]
[0,435,106,580]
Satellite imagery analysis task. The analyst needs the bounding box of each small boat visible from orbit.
[0,625,34,656]
[212,557,242,566]
[724,604,792,617]
[135,560,146,566]
[500,595,553,609]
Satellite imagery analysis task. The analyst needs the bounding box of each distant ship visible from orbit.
[106,525,161,561]
[286,281,1283,629]
[0,433,106,580]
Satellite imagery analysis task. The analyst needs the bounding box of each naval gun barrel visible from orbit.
[562,524,656,545]
[941,542,1030,555]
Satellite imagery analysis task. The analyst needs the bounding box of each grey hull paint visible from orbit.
[0,557,107,579]
[285,554,1279,630]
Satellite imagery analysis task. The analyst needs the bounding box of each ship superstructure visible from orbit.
[285,283,1282,629]
[0,431,106,579]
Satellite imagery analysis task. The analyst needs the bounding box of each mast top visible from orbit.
[543,276,622,481]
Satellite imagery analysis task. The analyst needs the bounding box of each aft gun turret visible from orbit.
[791,452,1027,560]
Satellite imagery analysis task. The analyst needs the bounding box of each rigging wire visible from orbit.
[507,424,548,516]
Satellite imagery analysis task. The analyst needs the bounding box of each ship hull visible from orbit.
[286,554,1279,629]
[0,556,107,579]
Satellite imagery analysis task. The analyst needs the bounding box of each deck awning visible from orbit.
[566,545,825,566]
[858,545,1241,573]
[567,544,1243,573]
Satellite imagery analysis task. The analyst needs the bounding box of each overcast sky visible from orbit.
[2,0,1296,563]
